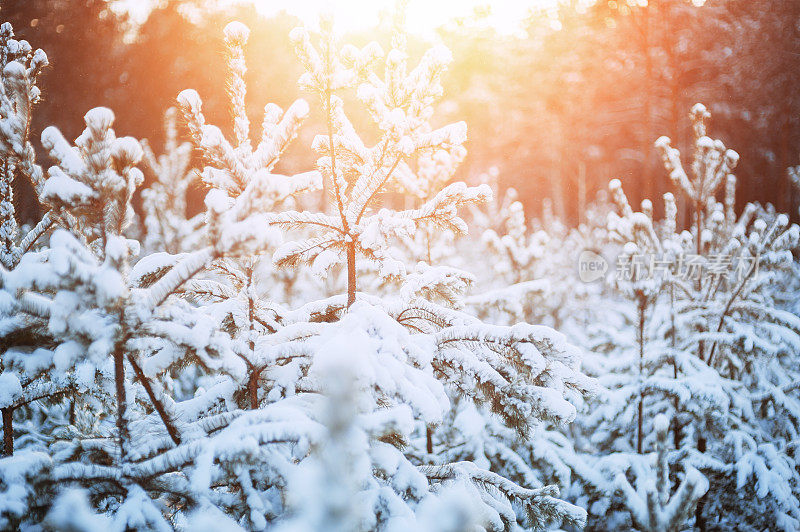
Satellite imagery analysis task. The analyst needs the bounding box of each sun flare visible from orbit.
[122,0,540,36]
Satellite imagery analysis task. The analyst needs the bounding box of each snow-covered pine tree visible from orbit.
[375,9,476,303]
[654,104,800,530]
[0,108,190,524]
[427,183,616,532]
[608,414,708,532]
[139,107,203,255]
[569,104,800,530]
[564,175,711,530]
[0,22,48,270]
[254,14,593,529]
[468,186,610,333]
[0,37,288,527]
[0,21,50,463]
[2,13,597,530]
[466,186,550,325]
[175,20,320,410]
[278,14,488,307]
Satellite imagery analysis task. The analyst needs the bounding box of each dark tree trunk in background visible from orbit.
[2,407,12,456]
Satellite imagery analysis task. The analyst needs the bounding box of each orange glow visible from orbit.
[120,0,542,36]
[58,0,799,224]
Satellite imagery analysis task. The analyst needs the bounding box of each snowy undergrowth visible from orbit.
[459,105,800,531]
[0,14,595,532]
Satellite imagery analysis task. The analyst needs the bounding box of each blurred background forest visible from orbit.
[2,0,799,227]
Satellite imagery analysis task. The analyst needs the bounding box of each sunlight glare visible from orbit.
[119,0,550,37]
[244,0,539,36]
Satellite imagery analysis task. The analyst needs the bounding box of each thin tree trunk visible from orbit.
[246,264,259,409]
[695,202,705,361]
[0,162,17,270]
[129,355,181,445]
[695,436,707,531]
[637,294,646,455]
[69,395,76,425]
[693,197,708,530]
[113,338,129,460]
[670,285,681,451]
[247,369,262,411]
[426,426,433,454]
[2,407,12,456]
[346,240,356,307]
